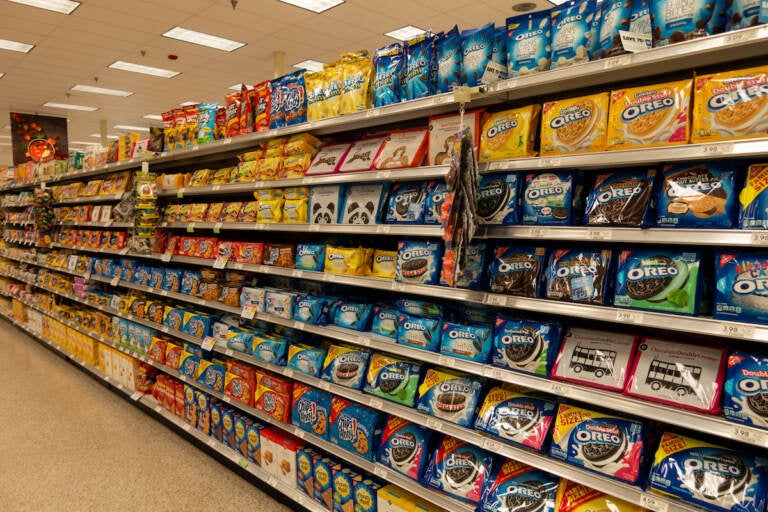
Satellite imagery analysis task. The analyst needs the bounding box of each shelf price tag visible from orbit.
[732,425,768,447]
[639,493,669,512]
[369,398,384,409]
[539,157,562,168]
[241,304,257,320]
[187,223,195,234]
[483,439,503,452]
[615,310,644,324]
[293,429,305,439]
[483,294,507,307]
[267,476,278,487]
[225,349,233,357]
[130,391,143,401]
[201,336,217,351]
[177,188,185,199]
[701,143,733,155]
[586,229,612,240]
[119,247,130,255]
[213,255,229,269]
[182,423,192,432]
[486,161,508,171]
[211,185,221,192]
[437,355,456,368]
[721,322,755,339]
[213,222,223,234]
[425,417,442,431]
[83,271,92,281]
[283,368,294,378]
[373,466,388,478]
[453,86,472,103]
[319,381,331,391]
[141,162,149,172]
[154,405,163,413]
[484,367,505,380]
[751,232,768,245]
[376,225,391,234]
[309,224,320,232]
[161,251,173,262]
[603,54,631,69]
[222,395,231,404]
[237,459,248,468]
[529,227,548,238]
[550,382,570,398]
[207,438,217,448]
[110,276,120,286]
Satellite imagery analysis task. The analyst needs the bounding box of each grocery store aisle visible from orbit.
[0,321,292,512]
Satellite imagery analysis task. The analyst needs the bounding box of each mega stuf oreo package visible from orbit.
[714,252,768,325]
[320,344,372,390]
[585,169,657,227]
[550,404,646,484]
[424,435,494,504]
[385,182,427,224]
[489,246,547,298]
[544,248,613,305]
[614,249,703,315]
[474,387,557,452]
[377,415,435,481]
[724,351,768,429]
[492,316,562,377]
[363,353,422,407]
[479,459,559,512]
[477,172,521,225]
[396,240,443,285]
[650,432,768,512]
[416,368,484,427]
[522,172,582,225]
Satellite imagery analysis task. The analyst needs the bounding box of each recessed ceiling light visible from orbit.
[90,133,119,140]
[143,114,163,121]
[43,101,98,111]
[279,0,344,13]
[108,61,179,78]
[0,73,4,79]
[8,0,80,14]
[72,84,133,97]
[162,27,245,52]
[384,25,426,41]
[179,101,198,106]
[70,141,102,146]
[293,59,324,72]
[0,38,35,53]
[228,83,245,90]
[114,124,150,132]
[512,2,538,11]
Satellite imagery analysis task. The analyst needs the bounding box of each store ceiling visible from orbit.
[0,0,554,166]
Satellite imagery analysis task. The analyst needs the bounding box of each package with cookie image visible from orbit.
[314,455,335,510]
[475,387,557,452]
[545,248,613,305]
[522,171,583,225]
[435,25,462,94]
[321,344,372,390]
[329,397,384,462]
[245,421,265,465]
[740,164,768,229]
[714,252,768,325]
[476,172,521,225]
[492,316,562,377]
[332,300,373,331]
[427,110,483,165]
[478,105,541,162]
[655,162,739,228]
[625,337,726,413]
[489,245,547,298]
[550,0,598,69]
[541,93,609,155]
[724,351,768,430]
[554,479,644,512]
[585,168,657,227]
[363,353,423,406]
[650,432,768,512]
[372,43,405,108]
[234,415,253,460]
[727,0,763,29]
[338,137,385,173]
[254,371,292,423]
[221,407,237,450]
[416,368,484,427]
[550,403,646,484]
[396,313,442,352]
[404,32,436,101]
[424,435,493,504]
[479,458,559,512]
[377,415,435,481]
[340,183,389,225]
[506,11,552,78]
[439,322,493,363]
[396,240,443,285]
[650,0,712,46]
[287,343,327,377]
[374,128,429,170]
[371,306,398,338]
[385,182,427,224]
[293,294,330,326]
[461,23,495,87]
[448,242,489,290]
[291,383,332,440]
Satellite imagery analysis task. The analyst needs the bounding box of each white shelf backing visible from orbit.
[53,193,125,206]
[163,221,443,237]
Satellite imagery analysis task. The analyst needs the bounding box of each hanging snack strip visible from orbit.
[133,171,158,254]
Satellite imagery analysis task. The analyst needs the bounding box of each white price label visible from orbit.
[177,188,185,199]
[378,171,392,179]
[358,336,371,347]
[141,162,149,172]
[119,247,130,255]
[587,229,612,241]
[178,374,187,382]
[751,232,768,245]
[212,185,221,192]
[732,425,768,446]
[110,276,120,286]
[485,367,505,380]
[366,109,381,118]
[232,263,244,270]
[201,336,217,351]
[225,349,233,356]
[615,310,644,324]
[161,251,173,262]
[721,322,755,339]
[292,321,302,329]
[529,227,548,238]
[103,375,110,382]
[213,256,228,269]
[283,368,294,378]
[603,55,631,70]
[487,161,507,171]
[161,326,170,334]
[223,395,231,403]
[550,382,570,397]
[207,438,217,448]
[453,86,472,103]
[369,398,384,409]
[540,157,562,168]
[484,294,506,306]
[639,493,669,512]
[267,476,278,487]
[213,222,223,234]
[182,423,192,432]
[223,138,233,145]
[294,428,305,439]
[241,304,257,320]
[483,439,503,452]
[83,271,92,281]
[725,30,750,43]
[373,466,388,478]
[130,391,143,401]
[309,224,320,232]
[437,355,456,368]
[425,418,442,431]
[291,269,301,278]
[160,290,168,296]
[319,381,331,391]
[191,145,199,151]
[701,143,733,155]
[376,225,391,234]
[154,405,162,413]
[187,223,195,234]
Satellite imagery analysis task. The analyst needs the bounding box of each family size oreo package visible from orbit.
[506,11,552,77]
[363,353,422,407]
[523,172,582,225]
[650,432,768,512]
[656,163,740,228]
[492,316,562,377]
[439,322,493,363]
[550,404,646,484]
[740,164,768,229]
[396,240,443,285]
[724,352,768,429]
[320,344,372,390]
[292,294,330,325]
[715,252,768,325]
[555,479,645,512]
[479,459,559,512]
[552,327,639,392]
[287,343,327,377]
[424,181,450,225]
[340,183,388,225]
[385,182,426,224]
[477,172,521,225]
[550,0,598,69]
[377,415,435,481]
[489,246,547,298]
[475,387,557,452]
[614,249,703,315]
[397,314,442,352]
[424,435,494,504]
[416,368,484,427]
[544,248,613,305]
[585,169,657,227]
[626,338,727,413]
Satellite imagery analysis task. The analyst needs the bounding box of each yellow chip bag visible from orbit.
[209,167,233,185]
[283,197,308,223]
[238,149,263,162]
[540,93,609,154]
[324,246,368,275]
[284,133,321,155]
[370,249,397,279]
[340,54,373,115]
[254,189,284,201]
[607,79,692,150]
[257,198,284,223]
[236,161,259,182]
[220,202,242,222]
[324,62,343,118]
[280,153,312,179]
[187,204,209,223]
[284,187,308,200]
[478,105,541,161]
[238,201,259,222]
[691,65,768,143]
[305,70,328,122]
[205,203,225,222]
[266,138,287,150]
[259,157,282,181]
[189,169,212,187]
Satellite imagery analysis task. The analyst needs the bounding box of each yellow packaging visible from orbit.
[189,169,212,187]
[257,198,285,223]
[305,70,328,121]
[205,203,225,222]
[607,79,692,150]
[370,249,396,279]
[541,93,609,154]
[238,201,259,222]
[238,149,263,162]
[220,202,243,222]
[210,166,234,185]
[264,147,283,158]
[324,246,368,275]
[259,156,282,181]
[284,186,308,200]
[280,153,312,179]
[284,133,321,155]
[254,189,284,201]
[283,197,308,223]
[554,480,643,511]
[176,204,191,222]
[236,161,259,182]
[324,62,343,118]
[340,54,373,115]
[187,203,209,222]
[692,65,768,143]
[478,105,541,161]
[266,137,287,151]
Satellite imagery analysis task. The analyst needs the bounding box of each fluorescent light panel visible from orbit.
[549,0,570,3]
[385,25,426,41]
[114,125,149,132]
[108,60,179,78]
[143,114,163,121]
[293,59,324,72]
[72,84,133,97]
[162,27,245,52]
[8,0,80,14]
[279,0,344,13]
[0,38,34,53]
[90,134,118,140]
[228,83,244,90]
[43,101,98,111]
[179,101,198,106]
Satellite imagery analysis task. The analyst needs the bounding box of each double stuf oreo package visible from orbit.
[724,352,768,430]
[416,368,484,427]
[522,171,583,225]
[424,435,494,504]
[489,246,547,298]
[544,248,613,305]
[476,172,521,225]
[363,353,422,407]
[474,387,557,452]
[478,458,559,512]
[650,432,768,512]
[377,415,435,481]
[492,316,562,377]
[439,322,493,363]
[656,162,740,228]
[585,169,657,227]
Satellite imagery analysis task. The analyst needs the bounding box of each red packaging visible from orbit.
[176,237,197,257]
[239,85,255,135]
[215,106,227,140]
[224,371,255,407]
[88,230,100,247]
[193,237,218,259]
[233,242,264,264]
[165,342,183,370]
[174,381,185,418]
[227,360,256,382]
[173,108,187,149]
[373,128,429,170]
[253,80,271,132]
[184,104,200,148]
[225,92,241,138]
[255,370,292,423]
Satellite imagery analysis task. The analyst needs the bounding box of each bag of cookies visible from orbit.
[435,25,462,93]
[405,32,435,101]
[550,0,598,69]
[373,43,405,108]
[373,128,428,170]
[424,435,493,504]
[584,168,657,227]
[328,397,384,462]
[555,480,645,512]
[461,23,494,87]
[492,315,562,377]
[377,415,435,481]
[291,384,331,440]
[522,171,583,225]
[479,105,540,161]
[540,92,609,155]
[479,459,559,512]
[544,248,613,305]
[724,351,768,429]
[506,11,551,78]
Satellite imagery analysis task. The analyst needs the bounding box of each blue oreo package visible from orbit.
[377,415,435,480]
[550,0,598,69]
[396,240,443,285]
[707,0,728,34]
[250,335,288,366]
[371,306,399,339]
[588,1,603,59]
[739,164,768,229]
[292,295,329,325]
[488,26,508,83]
[595,0,632,58]
[295,243,326,271]
[492,316,562,377]
[724,351,768,429]
[523,171,582,225]
[373,43,405,108]
[424,435,493,503]
[544,248,613,305]
[454,242,489,290]
[280,70,307,126]
[395,298,443,318]
[506,12,552,77]
[585,169,657,227]
[435,26,462,94]
[404,33,435,101]
[489,245,547,298]
[424,181,449,225]
[417,370,485,428]
[651,0,712,46]
[477,172,521,226]
[475,388,558,452]
[461,23,495,87]
[630,0,652,33]
[479,459,559,512]
[715,252,768,325]
[287,343,327,377]
[439,322,493,362]
[386,182,426,224]
[397,314,441,352]
[332,300,373,331]
[656,163,739,229]
[268,77,284,129]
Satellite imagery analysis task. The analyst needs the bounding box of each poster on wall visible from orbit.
[9,112,68,166]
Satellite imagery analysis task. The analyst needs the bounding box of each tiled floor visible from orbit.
[0,320,293,512]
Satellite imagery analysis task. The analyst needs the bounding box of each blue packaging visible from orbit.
[588,1,603,59]
[489,26,508,83]
[363,353,423,407]
[280,70,307,126]
[397,314,441,352]
[724,351,768,429]
[550,0,598,69]
[492,316,561,377]
[488,245,547,298]
[377,415,435,480]
[523,171,582,225]
[439,322,493,362]
[479,460,559,512]
[295,244,326,271]
[416,369,485,428]
[371,306,398,339]
[161,268,182,292]
[424,181,449,225]
[656,163,739,229]
[740,164,768,229]
[761,0,768,23]
[396,240,443,285]
[373,43,405,108]
[180,270,201,295]
[395,298,443,318]
[435,25,462,94]
[545,248,613,305]
[250,335,288,366]
[287,344,327,377]
[404,33,435,101]
[651,0,713,46]
[461,23,495,87]
[477,172,520,225]
[149,267,164,288]
[386,182,426,224]
[507,11,552,77]
[332,300,373,331]
[424,435,493,503]
[475,388,558,452]
[585,169,657,227]
[182,313,212,339]
[321,345,372,390]
[268,77,284,129]
[715,252,768,325]
[292,385,332,439]
[329,398,384,461]
[707,0,728,34]
[454,242,489,290]
[594,0,631,58]
[226,328,255,353]
[292,295,329,325]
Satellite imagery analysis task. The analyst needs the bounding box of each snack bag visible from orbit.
[340,53,373,114]
[225,92,241,137]
[184,104,199,148]
[305,70,327,121]
[651,0,712,46]
[281,70,308,126]
[373,43,405,108]
[269,77,285,129]
[197,103,217,145]
[173,108,186,149]
[595,0,632,58]
[253,80,271,131]
[162,111,175,152]
[740,163,768,229]
[461,23,494,87]
[540,93,609,154]
[404,33,435,101]
[239,84,255,135]
[506,11,552,77]
[434,26,462,94]
[215,106,227,140]
[478,105,541,161]
[323,62,343,118]
[550,0,597,69]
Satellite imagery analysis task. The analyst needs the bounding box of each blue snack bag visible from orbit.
[522,171,583,225]
[454,242,489,290]
[715,252,768,325]
[404,33,435,101]
[197,103,217,144]
[333,300,373,331]
[268,76,284,129]
[386,182,426,224]
[295,243,326,271]
[727,0,761,30]
[424,181,450,225]
[595,0,632,58]
[373,43,405,108]
[371,306,399,338]
[461,23,495,87]
[488,26,508,83]
[740,163,768,229]
[439,322,493,362]
[629,0,651,34]
[280,70,307,126]
[435,26,462,94]
[292,295,329,326]
[707,0,728,34]
[550,0,597,69]
[651,0,712,46]
[507,11,552,77]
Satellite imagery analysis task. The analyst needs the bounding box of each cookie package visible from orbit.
[724,351,768,429]
[320,344,372,390]
[396,240,443,285]
[476,172,520,226]
[452,242,489,290]
[714,252,768,325]
[377,415,435,481]
[740,163,768,229]
[306,143,351,176]
[340,183,389,225]
[506,11,551,78]
[478,105,541,162]
[439,322,493,363]
[373,128,428,170]
[550,0,598,69]
[291,384,332,440]
[416,368,484,427]
[328,397,384,462]
[584,169,657,227]
[489,245,547,298]
[650,0,712,46]
[427,110,482,165]
[540,93,609,155]
[522,171,583,226]
[337,137,386,173]
[544,248,613,305]
[396,313,442,352]
[385,182,426,224]
[363,353,422,407]
[554,479,645,512]
[424,435,494,504]
[479,458,559,512]
[492,316,562,377]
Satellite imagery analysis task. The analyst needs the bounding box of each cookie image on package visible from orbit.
[555,100,598,148]
[690,453,750,500]
[444,452,479,491]
[491,253,541,297]
[497,406,541,438]
[345,200,376,224]
[665,166,728,219]
[312,202,335,223]
[747,393,768,419]
[504,326,543,367]
[588,175,653,226]
[389,431,418,467]
[625,255,683,300]
[503,481,547,512]
[546,250,610,304]
[401,258,428,278]
[436,392,467,413]
[579,424,628,467]
[378,366,407,394]
[336,363,360,380]
[477,177,510,219]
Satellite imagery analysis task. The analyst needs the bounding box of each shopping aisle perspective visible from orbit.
[0,320,293,512]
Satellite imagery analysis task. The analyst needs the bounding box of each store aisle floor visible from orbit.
[0,321,292,512]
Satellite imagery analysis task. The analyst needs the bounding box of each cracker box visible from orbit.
[234,415,253,459]
[650,432,768,512]
[415,368,484,428]
[552,327,639,392]
[314,456,336,510]
[607,79,692,150]
[474,387,557,452]
[427,110,483,165]
[338,137,386,173]
[321,344,372,390]
[297,446,319,497]
[329,397,384,462]
[479,459,559,512]
[307,143,352,176]
[195,391,211,435]
[287,343,327,377]
[333,466,361,512]
[196,360,226,393]
[724,351,768,430]
[692,66,768,143]
[353,478,382,512]
[550,404,646,484]
[554,479,644,512]
[292,383,332,439]
[377,415,435,481]
[222,407,237,450]
[246,421,265,465]
[424,435,493,504]
[541,93,610,155]
[210,400,224,442]
[478,105,541,161]
[224,371,254,407]
[492,316,562,377]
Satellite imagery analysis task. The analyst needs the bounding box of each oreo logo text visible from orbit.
[621,97,674,122]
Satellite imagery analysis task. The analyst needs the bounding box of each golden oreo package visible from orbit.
[478,105,541,161]
[607,79,692,150]
[324,246,368,276]
[369,249,397,279]
[555,480,644,512]
[692,65,768,143]
[541,93,609,155]
[305,70,328,121]
[340,54,373,115]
